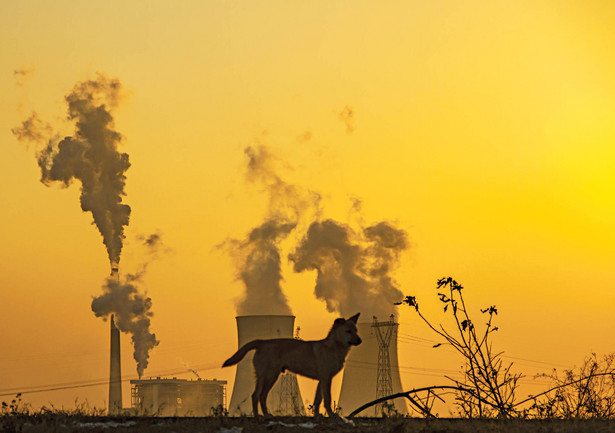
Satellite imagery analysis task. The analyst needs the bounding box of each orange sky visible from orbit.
[1,1,614,414]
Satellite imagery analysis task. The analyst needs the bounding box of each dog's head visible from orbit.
[331,313,362,346]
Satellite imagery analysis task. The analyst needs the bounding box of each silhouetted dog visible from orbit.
[222,313,362,417]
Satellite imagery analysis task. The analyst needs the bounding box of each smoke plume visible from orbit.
[339,105,355,135]
[142,233,162,248]
[289,218,408,319]
[136,231,167,269]
[178,359,201,379]
[14,75,159,377]
[14,67,35,86]
[223,144,319,315]
[91,272,159,378]
[11,112,52,143]
[91,232,164,377]
[297,130,312,143]
[24,74,130,266]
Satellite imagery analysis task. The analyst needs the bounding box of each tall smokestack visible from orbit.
[337,319,407,416]
[108,265,122,414]
[227,315,305,415]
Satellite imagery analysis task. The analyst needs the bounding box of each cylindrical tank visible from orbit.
[337,321,407,416]
[227,315,305,415]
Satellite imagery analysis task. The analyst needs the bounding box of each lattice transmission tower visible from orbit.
[373,315,395,416]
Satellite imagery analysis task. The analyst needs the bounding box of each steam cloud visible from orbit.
[224,144,319,315]
[92,272,159,378]
[15,74,131,266]
[290,218,408,319]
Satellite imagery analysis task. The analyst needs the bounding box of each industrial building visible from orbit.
[130,378,227,416]
[227,315,305,416]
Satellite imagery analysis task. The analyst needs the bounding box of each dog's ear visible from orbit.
[348,313,360,324]
[334,318,346,326]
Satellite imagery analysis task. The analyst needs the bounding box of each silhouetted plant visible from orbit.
[524,353,615,419]
[0,393,29,416]
[379,401,401,418]
[397,277,522,418]
[210,403,229,417]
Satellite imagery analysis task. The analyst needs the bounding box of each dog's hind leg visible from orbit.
[252,377,263,416]
[258,370,280,417]
[313,382,322,417]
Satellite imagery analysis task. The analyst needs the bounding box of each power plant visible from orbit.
[22,84,412,417]
[107,309,408,416]
[130,378,227,416]
[105,270,406,417]
[337,316,408,416]
[227,315,305,416]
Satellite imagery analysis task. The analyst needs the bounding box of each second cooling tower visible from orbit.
[227,315,305,416]
[337,318,408,416]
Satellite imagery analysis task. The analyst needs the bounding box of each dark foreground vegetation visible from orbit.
[2,415,615,433]
[387,278,615,419]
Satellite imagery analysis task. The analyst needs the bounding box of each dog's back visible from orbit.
[251,337,350,382]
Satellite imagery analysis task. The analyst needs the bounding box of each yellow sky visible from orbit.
[1,1,614,413]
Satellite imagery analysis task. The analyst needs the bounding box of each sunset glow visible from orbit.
[1,1,614,413]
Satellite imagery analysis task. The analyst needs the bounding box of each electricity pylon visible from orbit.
[373,315,395,416]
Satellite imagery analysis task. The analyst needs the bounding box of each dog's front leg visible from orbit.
[313,382,322,417]
[321,376,335,417]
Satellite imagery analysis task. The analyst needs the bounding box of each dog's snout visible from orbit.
[354,336,362,346]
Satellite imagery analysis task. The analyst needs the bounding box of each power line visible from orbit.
[0,363,220,398]
[345,359,553,386]
[396,331,572,369]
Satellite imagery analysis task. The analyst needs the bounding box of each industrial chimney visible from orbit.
[227,315,305,416]
[337,316,407,416]
[108,266,122,415]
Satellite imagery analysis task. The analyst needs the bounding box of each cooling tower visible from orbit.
[108,266,122,414]
[337,319,407,416]
[227,315,306,416]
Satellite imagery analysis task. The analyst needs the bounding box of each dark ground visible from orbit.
[2,416,615,433]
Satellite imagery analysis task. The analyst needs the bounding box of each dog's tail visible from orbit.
[222,340,264,367]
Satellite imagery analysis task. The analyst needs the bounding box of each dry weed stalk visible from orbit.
[396,277,521,417]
